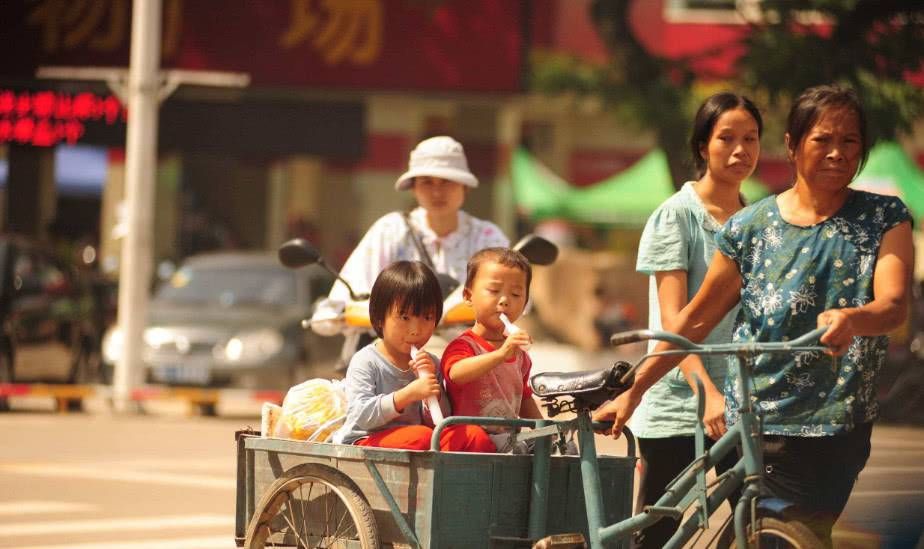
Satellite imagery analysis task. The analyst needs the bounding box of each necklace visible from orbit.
[391,360,413,373]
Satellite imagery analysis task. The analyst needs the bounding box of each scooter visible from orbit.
[277,235,558,368]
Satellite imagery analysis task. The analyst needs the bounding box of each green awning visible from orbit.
[511,147,769,226]
[852,141,924,221]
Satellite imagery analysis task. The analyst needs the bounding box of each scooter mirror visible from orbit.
[514,235,558,266]
[278,238,370,301]
[278,238,321,268]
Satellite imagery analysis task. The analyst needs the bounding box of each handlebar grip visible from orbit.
[609,330,655,347]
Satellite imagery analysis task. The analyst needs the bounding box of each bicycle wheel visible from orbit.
[245,463,379,549]
[719,517,823,549]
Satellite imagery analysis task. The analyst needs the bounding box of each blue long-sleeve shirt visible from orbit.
[333,342,450,444]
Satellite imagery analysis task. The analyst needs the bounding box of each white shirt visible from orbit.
[311,208,508,333]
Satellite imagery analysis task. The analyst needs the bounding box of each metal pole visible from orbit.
[113,0,162,412]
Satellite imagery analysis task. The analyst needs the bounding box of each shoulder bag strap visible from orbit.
[400,210,436,270]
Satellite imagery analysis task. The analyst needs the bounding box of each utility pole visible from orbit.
[37,0,248,412]
[115,0,161,413]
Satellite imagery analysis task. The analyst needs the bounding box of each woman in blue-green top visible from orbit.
[596,84,914,546]
[629,92,762,549]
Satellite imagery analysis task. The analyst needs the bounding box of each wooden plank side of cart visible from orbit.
[236,433,635,548]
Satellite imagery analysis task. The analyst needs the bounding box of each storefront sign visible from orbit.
[0,89,126,147]
[4,0,526,93]
[0,84,364,158]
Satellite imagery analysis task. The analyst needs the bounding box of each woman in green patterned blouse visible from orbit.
[594,84,914,546]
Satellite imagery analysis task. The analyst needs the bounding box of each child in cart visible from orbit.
[441,248,544,452]
[333,260,495,452]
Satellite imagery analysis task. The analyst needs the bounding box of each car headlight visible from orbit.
[102,326,123,365]
[213,328,285,365]
[104,326,174,364]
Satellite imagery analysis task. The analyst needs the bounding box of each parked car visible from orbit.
[101,251,342,390]
[0,234,104,387]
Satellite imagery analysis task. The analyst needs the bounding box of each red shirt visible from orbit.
[441,330,532,430]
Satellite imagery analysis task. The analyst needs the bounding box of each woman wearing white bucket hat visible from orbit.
[311,136,509,356]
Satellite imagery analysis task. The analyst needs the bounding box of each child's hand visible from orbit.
[409,351,437,377]
[499,329,531,359]
[407,371,441,402]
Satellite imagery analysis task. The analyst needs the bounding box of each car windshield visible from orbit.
[155,265,296,307]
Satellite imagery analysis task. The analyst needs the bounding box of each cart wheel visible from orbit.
[245,463,379,549]
[718,517,823,548]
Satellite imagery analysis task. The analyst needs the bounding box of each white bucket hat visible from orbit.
[394,136,479,191]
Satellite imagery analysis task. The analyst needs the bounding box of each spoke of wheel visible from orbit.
[298,483,310,547]
[325,485,336,541]
[331,506,352,540]
[282,492,308,548]
[261,523,277,548]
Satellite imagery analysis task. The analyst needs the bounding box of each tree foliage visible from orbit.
[739,0,924,144]
[529,0,924,190]
[532,0,704,188]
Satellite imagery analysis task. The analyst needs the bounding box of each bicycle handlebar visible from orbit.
[609,329,698,350]
[610,326,829,355]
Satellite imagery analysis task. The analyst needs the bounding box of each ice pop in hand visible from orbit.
[411,345,444,425]
[499,313,531,351]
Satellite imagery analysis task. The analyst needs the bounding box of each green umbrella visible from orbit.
[852,141,924,221]
[510,148,570,221]
[510,147,769,226]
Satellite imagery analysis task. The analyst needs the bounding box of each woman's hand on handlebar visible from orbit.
[592,390,643,439]
[817,309,854,356]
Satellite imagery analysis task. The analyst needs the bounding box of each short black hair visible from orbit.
[368,261,443,338]
[465,247,532,297]
[785,84,869,174]
[690,92,763,179]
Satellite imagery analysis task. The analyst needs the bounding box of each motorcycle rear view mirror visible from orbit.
[514,235,558,266]
[278,238,321,268]
[277,238,370,301]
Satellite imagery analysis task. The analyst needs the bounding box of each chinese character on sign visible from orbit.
[279,0,382,66]
[27,0,127,53]
[27,0,183,57]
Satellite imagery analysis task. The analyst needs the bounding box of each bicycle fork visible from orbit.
[734,353,765,549]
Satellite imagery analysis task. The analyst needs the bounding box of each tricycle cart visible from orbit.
[234,415,636,548]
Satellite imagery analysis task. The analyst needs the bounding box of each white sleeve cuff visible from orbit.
[380,392,401,419]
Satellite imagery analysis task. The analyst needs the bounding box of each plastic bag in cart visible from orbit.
[266,378,348,441]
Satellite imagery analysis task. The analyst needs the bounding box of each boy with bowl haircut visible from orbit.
[441,247,543,452]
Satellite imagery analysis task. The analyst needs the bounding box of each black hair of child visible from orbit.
[465,247,532,298]
[369,260,444,338]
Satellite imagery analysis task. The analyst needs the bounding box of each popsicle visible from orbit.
[499,313,531,351]
[411,345,444,425]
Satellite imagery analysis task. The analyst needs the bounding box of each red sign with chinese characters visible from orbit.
[4,0,526,93]
[0,89,126,147]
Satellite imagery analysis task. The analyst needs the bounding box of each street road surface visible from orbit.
[0,341,922,548]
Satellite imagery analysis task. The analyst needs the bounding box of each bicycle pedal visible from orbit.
[532,533,587,549]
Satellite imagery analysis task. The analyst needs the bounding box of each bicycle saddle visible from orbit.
[530,361,633,408]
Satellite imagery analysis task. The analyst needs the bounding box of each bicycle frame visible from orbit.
[432,328,828,549]
[595,352,763,549]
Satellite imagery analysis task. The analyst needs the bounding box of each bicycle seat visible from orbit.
[530,361,632,408]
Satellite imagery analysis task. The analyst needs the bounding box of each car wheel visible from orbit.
[67,338,92,385]
[98,362,114,385]
[196,401,218,417]
[0,349,12,412]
